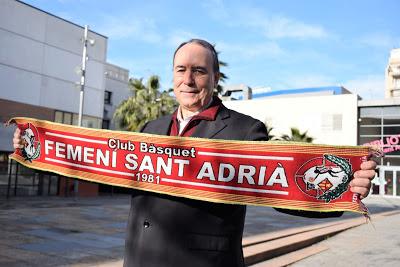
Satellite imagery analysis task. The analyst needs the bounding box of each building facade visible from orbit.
[223,85,400,198]
[358,99,400,197]
[0,0,130,197]
[223,87,359,146]
[103,63,131,130]
[385,48,400,98]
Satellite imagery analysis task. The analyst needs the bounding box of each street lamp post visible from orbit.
[78,25,89,128]
[74,25,92,197]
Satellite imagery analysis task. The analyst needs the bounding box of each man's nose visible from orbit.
[183,70,194,85]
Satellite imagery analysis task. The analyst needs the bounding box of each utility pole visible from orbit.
[78,25,90,128]
[75,25,92,197]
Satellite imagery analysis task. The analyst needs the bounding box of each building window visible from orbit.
[55,111,63,123]
[55,111,102,129]
[55,111,73,125]
[102,119,110,129]
[64,112,72,125]
[81,116,102,128]
[104,91,112,105]
[394,78,400,89]
[332,114,342,131]
[321,113,342,131]
[359,106,400,166]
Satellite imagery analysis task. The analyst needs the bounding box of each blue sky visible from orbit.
[23,0,400,99]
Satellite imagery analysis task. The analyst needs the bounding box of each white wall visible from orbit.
[224,94,359,145]
[104,63,130,129]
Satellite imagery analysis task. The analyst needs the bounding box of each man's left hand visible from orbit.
[350,160,377,199]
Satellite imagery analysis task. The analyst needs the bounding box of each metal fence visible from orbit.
[1,159,59,198]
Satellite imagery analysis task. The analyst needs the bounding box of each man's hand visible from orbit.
[13,128,24,149]
[350,160,377,199]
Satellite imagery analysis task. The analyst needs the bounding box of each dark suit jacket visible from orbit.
[123,105,268,267]
[123,104,343,267]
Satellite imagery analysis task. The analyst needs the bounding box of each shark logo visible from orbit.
[295,154,352,202]
[20,123,41,162]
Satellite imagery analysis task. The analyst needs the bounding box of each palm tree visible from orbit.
[114,75,177,131]
[280,127,314,143]
[215,57,228,95]
[265,125,277,141]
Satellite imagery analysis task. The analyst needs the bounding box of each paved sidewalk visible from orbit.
[0,196,129,267]
[291,210,400,267]
[0,195,398,266]
[243,195,400,237]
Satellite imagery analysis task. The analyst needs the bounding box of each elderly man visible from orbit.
[13,39,376,267]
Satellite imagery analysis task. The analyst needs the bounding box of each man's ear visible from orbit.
[214,72,220,88]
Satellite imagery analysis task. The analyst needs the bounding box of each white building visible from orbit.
[224,85,400,198]
[0,0,131,149]
[0,0,107,120]
[103,62,131,130]
[0,0,130,196]
[224,86,359,146]
[385,48,400,98]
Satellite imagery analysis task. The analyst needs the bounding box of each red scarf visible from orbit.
[8,117,372,214]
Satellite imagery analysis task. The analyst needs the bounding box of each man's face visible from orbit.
[173,43,219,113]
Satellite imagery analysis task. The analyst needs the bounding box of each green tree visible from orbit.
[265,125,277,141]
[280,127,314,143]
[114,75,177,131]
[215,56,228,95]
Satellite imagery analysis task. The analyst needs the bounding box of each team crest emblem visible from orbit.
[20,123,41,162]
[295,154,352,202]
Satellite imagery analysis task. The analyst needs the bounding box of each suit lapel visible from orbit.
[156,116,173,135]
[143,115,173,135]
[192,106,230,139]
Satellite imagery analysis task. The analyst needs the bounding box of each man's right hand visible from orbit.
[13,128,24,149]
